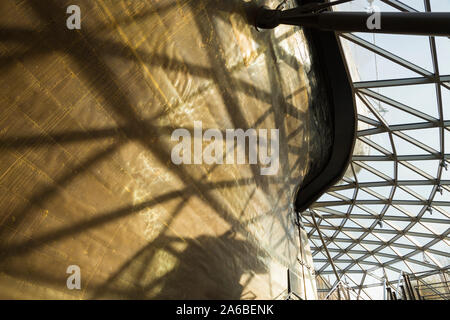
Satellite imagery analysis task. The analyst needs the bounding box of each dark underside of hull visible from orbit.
[293,0,356,213]
[295,26,356,213]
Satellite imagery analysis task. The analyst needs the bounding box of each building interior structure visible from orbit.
[0,0,448,300]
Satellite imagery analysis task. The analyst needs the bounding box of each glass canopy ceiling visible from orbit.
[303,0,450,299]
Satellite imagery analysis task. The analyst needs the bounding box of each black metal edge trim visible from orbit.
[294,28,357,213]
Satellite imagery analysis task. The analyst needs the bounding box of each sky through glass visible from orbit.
[304,0,450,300]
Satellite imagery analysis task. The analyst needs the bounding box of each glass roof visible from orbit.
[304,0,450,300]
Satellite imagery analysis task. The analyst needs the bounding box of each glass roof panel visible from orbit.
[435,37,450,74]
[306,0,450,300]
[378,84,439,119]
[370,34,433,72]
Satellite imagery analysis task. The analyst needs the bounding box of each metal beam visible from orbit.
[257,9,450,36]
[354,75,450,89]
[358,121,450,137]
[330,180,450,190]
[312,199,450,207]
[353,154,450,161]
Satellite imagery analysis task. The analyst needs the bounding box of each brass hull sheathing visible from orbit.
[0,0,332,299]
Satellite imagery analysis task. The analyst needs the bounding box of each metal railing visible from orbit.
[386,268,450,300]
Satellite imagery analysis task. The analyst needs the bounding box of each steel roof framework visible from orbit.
[304,0,450,299]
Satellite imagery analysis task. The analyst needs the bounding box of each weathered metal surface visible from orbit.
[0,0,331,299]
